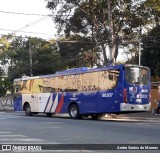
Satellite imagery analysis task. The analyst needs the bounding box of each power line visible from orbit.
[0,16,54,39]
[0,28,54,37]
[0,10,51,17]
[15,16,49,32]
[0,10,72,17]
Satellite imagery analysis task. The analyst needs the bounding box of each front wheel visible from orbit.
[69,104,80,119]
[24,104,32,116]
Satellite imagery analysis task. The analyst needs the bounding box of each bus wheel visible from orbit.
[24,104,32,116]
[69,104,80,119]
[46,113,53,117]
[91,114,100,120]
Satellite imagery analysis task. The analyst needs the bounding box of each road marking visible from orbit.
[0,116,22,119]
[47,126,61,128]
[0,135,28,138]
[0,131,45,143]
[40,122,64,124]
[0,132,12,134]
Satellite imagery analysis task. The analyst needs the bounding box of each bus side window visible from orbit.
[109,74,113,81]
[99,70,119,90]
[39,85,55,93]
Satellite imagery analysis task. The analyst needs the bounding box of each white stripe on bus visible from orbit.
[45,94,53,113]
[51,93,59,113]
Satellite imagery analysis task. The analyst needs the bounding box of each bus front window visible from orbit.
[125,66,149,85]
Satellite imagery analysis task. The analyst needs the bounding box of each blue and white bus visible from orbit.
[14,64,151,119]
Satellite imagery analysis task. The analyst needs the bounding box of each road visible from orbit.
[0,111,160,153]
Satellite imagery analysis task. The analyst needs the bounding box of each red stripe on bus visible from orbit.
[55,94,64,113]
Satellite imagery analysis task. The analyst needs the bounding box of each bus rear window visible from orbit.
[125,66,149,85]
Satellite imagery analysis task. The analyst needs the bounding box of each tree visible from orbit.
[145,0,160,11]
[0,34,13,96]
[57,35,102,68]
[0,35,64,92]
[46,0,152,65]
[7,37,63,77]
[141,25,160,79]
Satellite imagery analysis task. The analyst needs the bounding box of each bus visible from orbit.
[13,64,151,119]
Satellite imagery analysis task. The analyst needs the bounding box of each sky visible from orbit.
[0,0,127,62]
[0,0,56,40]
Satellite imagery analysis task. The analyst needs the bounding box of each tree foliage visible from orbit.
[141,25,160,78]
[57,35,102,68]
[0,36,64,93]
[46,0,152,65]
[145,0,160,12]
[9,37,64,77]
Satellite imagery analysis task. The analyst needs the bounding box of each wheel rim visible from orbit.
[26,107,30,114]
[71,107,77,117]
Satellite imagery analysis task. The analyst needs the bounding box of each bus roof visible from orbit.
[14,64,149,81]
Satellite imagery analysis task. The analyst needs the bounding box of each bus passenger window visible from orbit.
[99,70,119,90]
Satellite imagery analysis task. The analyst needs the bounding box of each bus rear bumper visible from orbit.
[120,103,151,112]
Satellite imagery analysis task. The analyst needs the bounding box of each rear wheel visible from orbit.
[24,104,32,116]
[69,104,80,119]
[46,113,53,117]
[91,114,101,120]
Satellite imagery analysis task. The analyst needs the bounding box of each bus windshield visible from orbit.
[125,66,150,85]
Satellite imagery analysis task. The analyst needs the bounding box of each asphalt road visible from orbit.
[0,111,160,153]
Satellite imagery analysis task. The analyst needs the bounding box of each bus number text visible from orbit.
[102,93,113,98]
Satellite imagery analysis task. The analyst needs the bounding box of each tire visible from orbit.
[69,104,80,119]
[24,104,32,116]
[91,114,100,120]
[46,113,53,117]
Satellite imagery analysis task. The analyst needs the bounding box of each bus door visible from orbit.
[124,66,150,109]
[38,93,53,113]
[30,93,40,112]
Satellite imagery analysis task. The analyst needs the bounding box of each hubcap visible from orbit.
[26,107,30,113]
[71,107,77,117]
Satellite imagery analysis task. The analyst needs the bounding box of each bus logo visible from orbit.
[129,87,137,98]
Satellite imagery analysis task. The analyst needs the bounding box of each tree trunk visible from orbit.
[101,44,108,66]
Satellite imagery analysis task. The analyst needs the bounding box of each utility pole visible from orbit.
[107,0,113,64]
[28,37,33,76]
[139,41,141,65]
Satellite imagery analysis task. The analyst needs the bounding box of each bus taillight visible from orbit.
[124,89,127,103]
